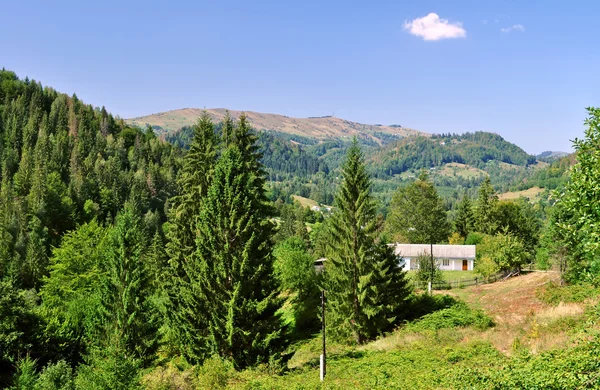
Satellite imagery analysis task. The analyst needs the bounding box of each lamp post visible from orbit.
[320,289,326,381]
[430,241,434,294]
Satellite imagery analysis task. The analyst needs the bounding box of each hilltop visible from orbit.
[537,151,570,162]
[369,132,537,178]
[126,108,426,144]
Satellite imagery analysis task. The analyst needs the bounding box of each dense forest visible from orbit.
[2,69,599,389]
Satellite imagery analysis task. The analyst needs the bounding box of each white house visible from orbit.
[392,244,476,272]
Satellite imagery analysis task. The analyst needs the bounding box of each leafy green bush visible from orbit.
[476,232,529,273]
[474,255,500,277]
[465,232,485,245]
[536,281,600,305]
[196,357,235,390]
[404,293,458,321]
[413,253,444,283]
[454,337,600,389]
[141,362,196,390]
[407,302,494,331]
[35,360,75,390]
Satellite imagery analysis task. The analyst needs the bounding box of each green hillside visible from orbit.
[370,132,537,178]
[163,123,559,210]
[1,69,592,389]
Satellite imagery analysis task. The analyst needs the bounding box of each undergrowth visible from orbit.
[536,281,600,305]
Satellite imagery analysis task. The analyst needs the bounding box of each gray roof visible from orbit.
[391,244,476,260]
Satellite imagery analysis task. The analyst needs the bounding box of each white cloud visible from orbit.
[403,13,466,41]
[500,24,525,33]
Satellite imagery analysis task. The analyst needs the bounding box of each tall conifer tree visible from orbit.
[325,139,410,344]
[455,192,474,238]
[190,143,284,368]
[166,112,218,269]
[165,112,217,357]
[474,176,498,234]
[101,204,158,365]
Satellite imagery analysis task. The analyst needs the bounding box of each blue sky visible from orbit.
[2,0,599,153]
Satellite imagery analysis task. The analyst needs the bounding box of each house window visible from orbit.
[442,259,450,266]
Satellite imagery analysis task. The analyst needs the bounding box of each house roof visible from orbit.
[392,244,476,260]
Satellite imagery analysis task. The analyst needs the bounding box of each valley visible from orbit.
[0,69,591,389]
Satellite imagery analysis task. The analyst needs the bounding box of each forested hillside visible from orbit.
[0,69,180,385]
[370,132,537,178]
[3,69,598,389]
[164,119,570,212]
[0,69,179,288]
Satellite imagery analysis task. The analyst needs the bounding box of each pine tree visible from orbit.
[221,110,234,147]
[165,112,217,357]
[325,139,410,344]
[22,216,48,289]
[166,112,217,262]
[455,192,474,238]
[101,204,158,366]
[189,145,285,368]
[474,176,498,234]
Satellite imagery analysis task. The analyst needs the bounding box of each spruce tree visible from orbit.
[191,145,284,368]
[165,112,217,358]
[101,204,158,366]
[455,192,474,238]
[474,176,498,234]
[325,139,410,344]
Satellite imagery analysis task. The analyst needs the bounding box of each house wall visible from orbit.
[398,257,473,271]
[450,259,474,271]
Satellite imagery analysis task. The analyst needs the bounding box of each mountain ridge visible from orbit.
[125,107,427,143]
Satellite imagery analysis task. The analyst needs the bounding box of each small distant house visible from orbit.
[314,258,327,272]
[311,205,321,212]
[392,244,476,271]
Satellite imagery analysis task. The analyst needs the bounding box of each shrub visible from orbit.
[475,255,499,278]
[465,232,485,245]
[36,360,75,390]
[404,294,458,321]
[407,302,494,331]
[12,357,38,390]
[414,252,444,283]
[536,281,600,305]
[141,362,196,390]
[196,357,235,390]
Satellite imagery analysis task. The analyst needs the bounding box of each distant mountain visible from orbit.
[127,107,570,208]
[537,151,569,162]
[368,132,538,178]
[126,108,426,144]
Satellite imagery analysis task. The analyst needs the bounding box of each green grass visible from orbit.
[291,195,319,208]
[143,274,600,389]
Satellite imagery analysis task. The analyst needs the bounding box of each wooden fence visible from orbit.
[412,272,509,291]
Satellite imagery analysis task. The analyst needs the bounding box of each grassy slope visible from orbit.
[435,163,487,179]
[218,272,600,389]
[126,108,426,141]
[498,186,544,201]
[291,195,319,208]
